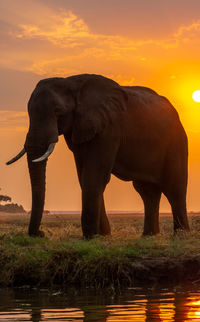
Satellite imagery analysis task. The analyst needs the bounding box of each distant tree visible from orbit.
[0,203,25,213]
[0,195,11,203]
[0,188,12,204]
[0,188,25,213]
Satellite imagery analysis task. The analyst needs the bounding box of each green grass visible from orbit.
[0,214,200,288]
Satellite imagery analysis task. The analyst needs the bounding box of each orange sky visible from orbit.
[1,0,200,211]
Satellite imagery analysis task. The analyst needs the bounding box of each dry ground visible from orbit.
[0,211,198,240]
[0,211,172,241]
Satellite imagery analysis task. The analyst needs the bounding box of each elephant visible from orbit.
[7,74,190,237]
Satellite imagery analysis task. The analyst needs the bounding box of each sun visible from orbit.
[192,90,200,103]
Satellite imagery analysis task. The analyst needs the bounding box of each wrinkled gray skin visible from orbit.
[9,74,190,237]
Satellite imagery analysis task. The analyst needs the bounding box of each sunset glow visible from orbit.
[1,0,200,211]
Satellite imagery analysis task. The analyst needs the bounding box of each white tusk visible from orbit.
[6,148,26,165]
[32,143,56,162]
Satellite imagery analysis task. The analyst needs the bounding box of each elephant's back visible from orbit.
[124,87,181,128]
[122,88,187,153]
[112,86,188,184]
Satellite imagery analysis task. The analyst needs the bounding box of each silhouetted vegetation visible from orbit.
[0,189,25,213]
[0,203,25,213]
[0,195,11,203]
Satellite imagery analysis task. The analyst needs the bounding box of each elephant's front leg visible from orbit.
[81,192,111,238]
[80,163,112,238]
[81,187,103,238]
[99,196,111,236]
[27,153,47,237]
[70,134,119,239]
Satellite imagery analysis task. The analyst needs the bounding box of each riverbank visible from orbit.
[0,212,200,288]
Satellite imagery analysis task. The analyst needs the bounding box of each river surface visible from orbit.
[0,287,200,321]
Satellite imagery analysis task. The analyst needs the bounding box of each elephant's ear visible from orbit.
[72,76,128,144]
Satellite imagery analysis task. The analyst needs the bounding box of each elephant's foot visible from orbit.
[173,221,190,233]
[143,223,160,236]
[142,230,160,237]
[173,227,190,236]
[29,230,45,237]
[83,233,99,240]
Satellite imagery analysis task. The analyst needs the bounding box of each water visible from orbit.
[0,287,200,321]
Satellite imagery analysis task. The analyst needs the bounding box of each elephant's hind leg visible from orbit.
[133,181,162,236]
[162,154,189,233]
[163,189,189,233]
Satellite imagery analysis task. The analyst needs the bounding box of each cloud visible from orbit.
[12,10,200,62]
[16,11,89,46]
[15,10,200,51]
[174,21,200,39]
[1,2,200,87]
[15,10,170,50]
[0,10,166,81]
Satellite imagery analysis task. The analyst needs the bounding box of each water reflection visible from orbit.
[0,287,200,321]
[187,298,200,320]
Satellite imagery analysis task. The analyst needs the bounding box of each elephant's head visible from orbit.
[6,74,128,236]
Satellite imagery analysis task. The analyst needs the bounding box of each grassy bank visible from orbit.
[0,213,200,288]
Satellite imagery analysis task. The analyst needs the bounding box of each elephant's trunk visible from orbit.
[27,147,47,236]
